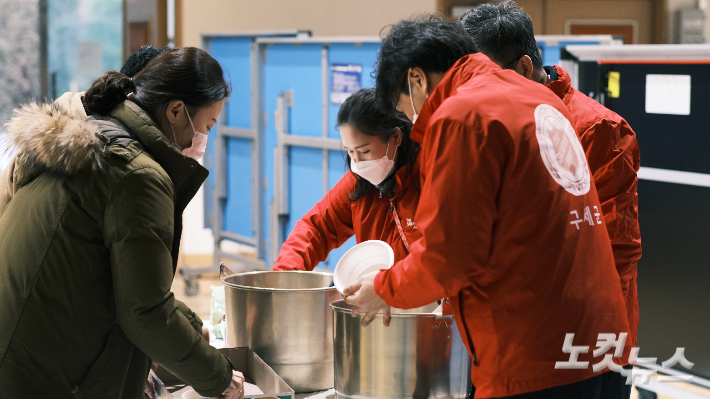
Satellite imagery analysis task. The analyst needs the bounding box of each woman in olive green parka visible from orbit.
[0,48,244,399]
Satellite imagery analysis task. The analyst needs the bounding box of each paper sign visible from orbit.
[608,71,620,98]
[330,63,362,105]
[645,74,691,116]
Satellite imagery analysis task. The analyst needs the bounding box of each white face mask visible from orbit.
[350,141,397,186]
[407,71,428,124]
[180,107,208,160]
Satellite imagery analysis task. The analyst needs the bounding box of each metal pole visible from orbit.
[271,94,284,264]
[39,0,48,99]
[212,113,226,269]
[321,46,330,197]
[254,41,266,261]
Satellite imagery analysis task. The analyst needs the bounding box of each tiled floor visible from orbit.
[171,270,710,399]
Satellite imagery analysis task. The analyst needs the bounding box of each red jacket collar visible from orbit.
[410,53,502,143]
[393,158,420,199]
[544,65,574,104]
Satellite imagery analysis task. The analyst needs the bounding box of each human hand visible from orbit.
[219,370,245,399]
[144,362,159,398]
[343,271,391,327]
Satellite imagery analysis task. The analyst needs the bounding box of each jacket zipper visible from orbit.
[458,294,478,366]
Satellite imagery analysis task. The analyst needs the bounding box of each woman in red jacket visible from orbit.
[272,88,421,271]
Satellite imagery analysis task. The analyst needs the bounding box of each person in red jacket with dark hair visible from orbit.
[272,88,421,271]
[459,0,642,352]
[344,16,632,399]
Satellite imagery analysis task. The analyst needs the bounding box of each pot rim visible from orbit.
[329,299,453,318]
[221,270,338,292]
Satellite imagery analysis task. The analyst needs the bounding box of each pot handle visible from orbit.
[432,316,453,330]
[220,262,236,279]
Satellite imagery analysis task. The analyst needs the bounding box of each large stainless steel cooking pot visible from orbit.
[331,300,471,399]
[222,270,340,393]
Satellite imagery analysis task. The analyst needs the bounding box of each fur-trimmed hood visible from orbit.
[2,102,108,180]
[0,97,207,219]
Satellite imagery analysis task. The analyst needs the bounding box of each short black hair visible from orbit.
[120,46,170,78]
[459,1,542,72]
[374,15,477,113]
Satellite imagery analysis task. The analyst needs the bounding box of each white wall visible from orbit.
[180,0,437,48]
[181,158,215,256]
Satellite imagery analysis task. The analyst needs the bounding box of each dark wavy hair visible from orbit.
[120,45,170,78]
[337,88,419,201]
[459,1,543,71]
[84,47,231,128]
[374,15,477,114]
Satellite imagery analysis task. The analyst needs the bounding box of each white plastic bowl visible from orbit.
[182,382,264,398]
[182,390,207,399]
[333,240,395,295]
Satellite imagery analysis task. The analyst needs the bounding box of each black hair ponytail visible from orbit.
[84,71,135,116]
[83,47,231,129]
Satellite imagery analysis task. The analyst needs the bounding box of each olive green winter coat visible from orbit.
[0,99,232,398]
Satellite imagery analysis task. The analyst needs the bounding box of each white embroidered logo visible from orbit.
[406,218,417,229]
[534,104,590,196]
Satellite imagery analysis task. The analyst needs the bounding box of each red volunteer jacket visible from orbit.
[272,163,421,271]
[374,54,631,398]
[546,65,642,347]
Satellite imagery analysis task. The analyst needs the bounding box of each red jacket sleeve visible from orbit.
[579,117,641,288]
[272,172,357,271]
[375,118,508,308]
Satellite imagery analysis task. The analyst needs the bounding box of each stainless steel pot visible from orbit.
[331,300,471,399]
[222,270,340,393]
